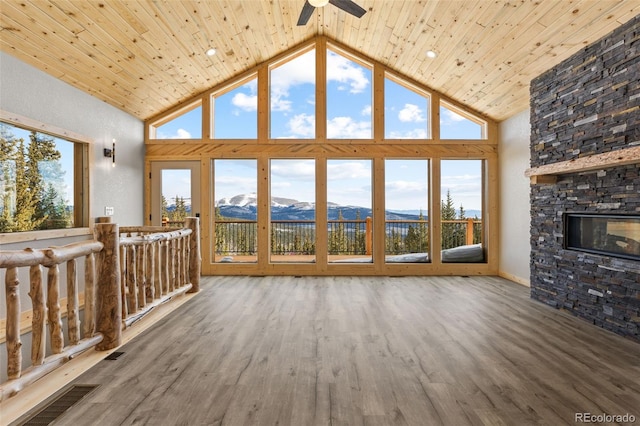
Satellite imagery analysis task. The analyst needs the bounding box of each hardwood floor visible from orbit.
[30,276,640,425]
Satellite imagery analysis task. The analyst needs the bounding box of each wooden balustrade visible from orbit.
[0,217,201,401]
[117,223,197,327]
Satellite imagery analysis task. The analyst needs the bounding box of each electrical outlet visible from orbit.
[105,206,114,216]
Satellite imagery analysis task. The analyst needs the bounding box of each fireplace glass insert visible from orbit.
[565,213,640,261]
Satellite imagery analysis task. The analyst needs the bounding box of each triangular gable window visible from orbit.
[440,102,485,140]
[152,102,202,139]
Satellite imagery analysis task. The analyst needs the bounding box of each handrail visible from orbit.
[215,217,480,256]
[1,238,105,400]
[0,217,201,401]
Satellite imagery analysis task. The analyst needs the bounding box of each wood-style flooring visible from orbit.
[33,276,640,425]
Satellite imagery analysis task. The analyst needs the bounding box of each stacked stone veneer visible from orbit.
[529,15,639,341]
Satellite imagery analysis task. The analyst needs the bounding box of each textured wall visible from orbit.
[499,110,531,285]
[529,16,639,341]
[0,51,145,228]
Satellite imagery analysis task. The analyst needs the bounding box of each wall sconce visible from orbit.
[104,139,115,167]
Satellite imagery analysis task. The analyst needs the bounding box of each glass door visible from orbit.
[150,161,201,227]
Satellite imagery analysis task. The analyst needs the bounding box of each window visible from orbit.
[270,49,316,139]
[385,159,430,262]
[270,159,316,262]
[151,102,202,139]
[441,159,484,262]
[0,121,87,232]
[326,48,372,139]
[213,76,258,139]
[213,159,258,263]
[385,75,430,139]
[440,102,485,140]
[327,159,372,262]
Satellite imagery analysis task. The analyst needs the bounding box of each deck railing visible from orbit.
[0,217,200,401]
[214,217,480,256]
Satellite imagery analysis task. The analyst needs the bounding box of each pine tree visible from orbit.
[162,195,169,222]
[417,209,429,253]
[353,209,364,254]
[0,126,17,231]
[13,138,44,231]
[28,132,62,226]
[441,189,456,249]
[405,225,419,253]
[173,196,187,222]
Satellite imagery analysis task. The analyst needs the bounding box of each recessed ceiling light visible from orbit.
[206,48,217,56]
[426,50,437,59]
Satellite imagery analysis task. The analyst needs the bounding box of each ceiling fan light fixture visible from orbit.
[309,0,330,7]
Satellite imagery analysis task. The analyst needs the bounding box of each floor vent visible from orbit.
[104,351,125,360]
[17,384,98,426]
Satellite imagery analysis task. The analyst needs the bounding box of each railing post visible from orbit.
[186,217,201,293]
[29,264,46,365]
[365,217,372,255]
[83,253,96,337]
[95,223,122,350]
[5,267,22,380]
[466,217,475,245]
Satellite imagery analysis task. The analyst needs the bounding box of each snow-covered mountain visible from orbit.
[215,193,422,221]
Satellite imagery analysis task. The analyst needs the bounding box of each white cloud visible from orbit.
[441,173,482,210]
[361,105,372,116]
[327,161,371,180]
[326,51,370,94]
[443,108,466,122]
[398,104,425,123]
[270,50,316,112]
[386,180,427,193]
[156,128,192,139]
[387,129,428,139]
[287,113,315,137]
[231,92,257,111]
[270,160,316,181]
[164,128,192,139]
[271,97,293,112]
[327,116,371,138]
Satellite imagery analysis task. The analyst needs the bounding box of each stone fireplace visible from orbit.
[528,15,639,342]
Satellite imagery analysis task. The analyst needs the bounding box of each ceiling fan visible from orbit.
[297,0,367,26]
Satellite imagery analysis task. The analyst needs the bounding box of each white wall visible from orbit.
[0,52,145,231]
[0,53,145,376]
[498,109,531,286]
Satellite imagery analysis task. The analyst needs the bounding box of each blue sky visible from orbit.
[153,48,486,213]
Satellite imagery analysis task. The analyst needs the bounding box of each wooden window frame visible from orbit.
[0,110,91,244]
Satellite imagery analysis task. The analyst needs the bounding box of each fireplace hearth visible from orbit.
[565,214,640,261]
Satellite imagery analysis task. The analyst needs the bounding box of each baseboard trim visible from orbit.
[499,270,530,287]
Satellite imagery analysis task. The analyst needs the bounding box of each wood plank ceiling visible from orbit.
[1,1,638,122]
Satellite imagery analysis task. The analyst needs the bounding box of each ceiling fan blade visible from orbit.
[329,0,367,18]
[297,1,316,26]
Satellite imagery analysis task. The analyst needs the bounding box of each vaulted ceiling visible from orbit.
[1,1,638,122]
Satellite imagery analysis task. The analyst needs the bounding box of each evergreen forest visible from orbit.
[0,124,72,232]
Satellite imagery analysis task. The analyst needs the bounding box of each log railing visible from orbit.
[0,217,201,401]
[118,217,200,327]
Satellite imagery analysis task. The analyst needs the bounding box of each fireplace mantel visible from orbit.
[525,145,640,184]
